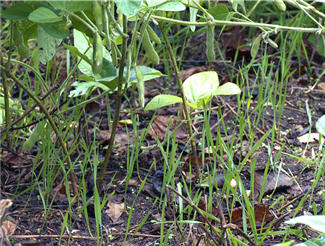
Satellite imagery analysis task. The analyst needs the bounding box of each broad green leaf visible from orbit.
[214,82,241,96]
[316,115,325,137]
[97,66,163,93]
[295,236,325,246]
[183,71,219,108]
[145,94,182,111]
[129,66,164,83]
[23,22,38,43]
[147,0,186,11]
[28,7,62,23]
[155,1,186,11]
[40,20,70,39]
[115,0,143,16]
[37,25,58,64]
[69,81,110,97]
[207,4,229,20]
[2,3,34,20]
[48,1,92,12]
[285,215,325,233]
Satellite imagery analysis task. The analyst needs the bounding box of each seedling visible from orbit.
[145,71,240,111]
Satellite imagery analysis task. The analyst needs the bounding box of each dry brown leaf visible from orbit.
[317,82,325,91]
[254,172,294,199]
[105,202,125,222]
[2,220,17,236]
[297,132,320,143]
[148,115,188,142]
[0,199,12,219]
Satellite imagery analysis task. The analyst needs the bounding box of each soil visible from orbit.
[1,27,325,246]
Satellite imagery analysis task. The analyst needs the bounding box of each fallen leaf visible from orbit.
[148,115,188,142]
[2,220,17,236]
[178,67,205,80]
[317,82,325,91]
[105,202,125,222]
[230,203,274,227]
[254,171,294,199]
[297,132,320,143]
[50,182,78,202]
[0,199,12,219]
[0,151,34,168]
[85,101,100,114]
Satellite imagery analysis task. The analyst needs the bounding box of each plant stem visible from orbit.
[1,65,79,195]
[159,23,202,180]
[152,15,323,33]
[1,56,12,149]
[97,15,128,192]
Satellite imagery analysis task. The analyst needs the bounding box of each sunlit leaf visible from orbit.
[145,94,182,111]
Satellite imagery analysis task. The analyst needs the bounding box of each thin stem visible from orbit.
[1,55,11,149]
[152,15,323,33]
[1,65,79,195]
[97,15,128,192]
[159,23,202,180]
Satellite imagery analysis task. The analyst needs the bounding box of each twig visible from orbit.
[10,233,160,241]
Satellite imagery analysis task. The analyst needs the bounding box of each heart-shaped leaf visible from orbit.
[183,71,219,109]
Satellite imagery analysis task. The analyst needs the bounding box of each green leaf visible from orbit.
[28,7,62,23]
[40,20,70,39]
[39,21,70,39]
[147,0,186,11]
[37,25,58,64]
[316,115,325,137]
[183,71,219,109]
[129,66,164,83]
[2,3,34,20]
[48,1,92,12]
[214,82,241,96]
[285,215,325,233]
[69,81,110,97]
[145,94,182,111]
[155,1,186,11]
[207,4,229,20]
[115,0,143,16]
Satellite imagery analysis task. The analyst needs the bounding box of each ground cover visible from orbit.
[1,1,325,245]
